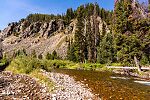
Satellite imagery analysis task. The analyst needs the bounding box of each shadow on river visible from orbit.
[52,69,150,100]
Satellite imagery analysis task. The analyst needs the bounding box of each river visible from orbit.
[53,69,150,100]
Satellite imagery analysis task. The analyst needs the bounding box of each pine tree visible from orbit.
[91,4,100,63]
[74,5,86,62]
[38,54,43,59]
[52,50,58,60]
[46,52,52,60]
[67,42,77,62]
[86,15,94,62]
[97,32,114,64]
[65,8,74,24]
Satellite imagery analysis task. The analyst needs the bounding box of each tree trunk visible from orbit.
[134,56,142,72]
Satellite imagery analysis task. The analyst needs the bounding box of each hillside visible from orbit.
[0,5,111,59]
[0,0,150,65]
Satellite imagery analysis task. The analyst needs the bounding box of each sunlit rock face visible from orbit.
[0,38,2,59]
[0,13,110,59]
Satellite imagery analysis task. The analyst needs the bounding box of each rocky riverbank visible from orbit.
[42,70,99,100]
[0,71,99,100]
[0,71,51,99]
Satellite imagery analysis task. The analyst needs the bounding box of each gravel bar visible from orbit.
[0,71,100,100]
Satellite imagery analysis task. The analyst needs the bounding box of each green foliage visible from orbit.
[6,56,54,91]
[113,0,150,66]
[97,32,115,64]
[38,54,43,59]
[6,56,41,74]
[13,49,27,58]
[140,54,150,65]
[115,33,147,66]
[114,0,133,34]
[74,5,87,62]
[46,52,52,60]
[67,3,113,63]
[65,8,74,24]
[26,14,62,23]
[13,32,20,37]
[40,59,105,70]
[51,50,58,60]
[6,55,56,74]
[67,42,78,62]
[0,55,9,68]
[46,51,59,60]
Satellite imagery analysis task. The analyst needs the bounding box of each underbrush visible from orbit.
[6,55,106,73]
[0,57,9,70]
[5,55,54,91]
[6,56,42,74]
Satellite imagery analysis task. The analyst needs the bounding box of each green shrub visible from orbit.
[6,55,107,74]
[46,51,60,60]
[0,56,9,68]
[40,59,53,71]
[46,52,52,60]
[38,54,43,59]
[140,55,149,65]
[6,56,54,91]
[6,56,42,74]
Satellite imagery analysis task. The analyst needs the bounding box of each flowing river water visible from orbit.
[52,69,150,100]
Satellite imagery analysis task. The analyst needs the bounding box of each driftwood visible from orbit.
[134,56,142,72]
[107,66,150,70]
[107,56,147,72]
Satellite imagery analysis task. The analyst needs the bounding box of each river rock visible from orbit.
[42,70,98,100]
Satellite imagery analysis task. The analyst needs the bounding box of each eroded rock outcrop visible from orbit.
[1,15,110,59]
[0,23,17,38]
[0,19,66,40]
[0,38,3,59]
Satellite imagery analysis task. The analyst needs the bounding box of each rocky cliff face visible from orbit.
[0,16,110,58]
[0,19,66,39]
[0,38,2,59]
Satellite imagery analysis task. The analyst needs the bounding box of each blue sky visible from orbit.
[0,0,147,30]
